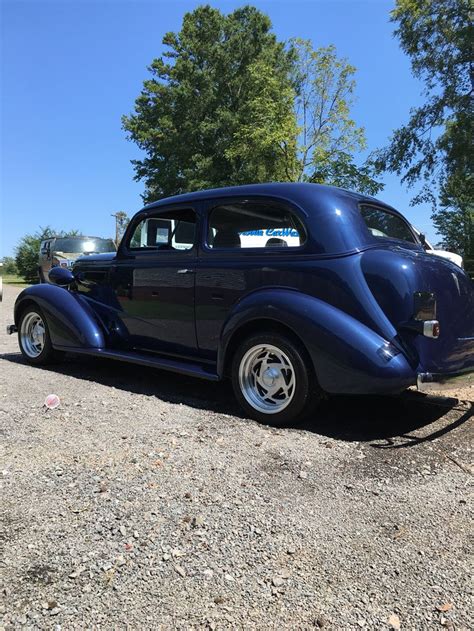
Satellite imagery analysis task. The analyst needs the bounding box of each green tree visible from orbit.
[290,40,382,194]
[15,227,81,283]
[224,58,299,182]
[122,5,297,202]
[374,0,473,256]
[1,256,18,275]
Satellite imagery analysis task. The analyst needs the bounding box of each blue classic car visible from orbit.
[8,183,474,424]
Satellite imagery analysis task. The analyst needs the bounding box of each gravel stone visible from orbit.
[1,284,472,629]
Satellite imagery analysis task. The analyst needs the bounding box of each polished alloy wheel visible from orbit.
[20,312,46,358]
[238,344,296,414]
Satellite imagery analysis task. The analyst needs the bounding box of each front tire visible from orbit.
[231,333,318,425]
[18,305,60,365]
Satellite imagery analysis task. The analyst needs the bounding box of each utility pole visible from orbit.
[111,211,129,248]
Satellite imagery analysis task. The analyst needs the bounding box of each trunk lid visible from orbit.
[412,253,473,373]
[361,246,474,374]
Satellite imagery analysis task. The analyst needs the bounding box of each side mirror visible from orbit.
[48,266,75,286]
[419,232,427,247]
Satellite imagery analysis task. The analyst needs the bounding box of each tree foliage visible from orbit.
[123,5,296,202]
[1,256,18,275]
[224,57,299,183]
[15,227,81,283]
[123,5,379,201]
[374,0,473,255]
[290,40,382,194]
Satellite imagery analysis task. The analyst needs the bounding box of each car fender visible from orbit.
[14,284,105,350]
[218,288,415,394]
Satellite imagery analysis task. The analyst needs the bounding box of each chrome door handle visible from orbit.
[177,268,194,274]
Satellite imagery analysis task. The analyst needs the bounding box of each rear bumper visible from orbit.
[417,369,473,393]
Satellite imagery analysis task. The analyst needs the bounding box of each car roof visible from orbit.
[138,182,408,257]
[144,182,386,212]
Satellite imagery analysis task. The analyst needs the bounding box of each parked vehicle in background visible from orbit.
[38,236,116,283]
[412,228,464,269]
[9,183,473,425]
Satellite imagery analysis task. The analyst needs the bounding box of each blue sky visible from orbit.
[1,0,432,257]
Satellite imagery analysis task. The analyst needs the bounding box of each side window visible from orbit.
[128,208,196,252]
[207,200,306,249]
[360,205,417,244]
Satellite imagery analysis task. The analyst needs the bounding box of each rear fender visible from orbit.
[14,285,105,350]
[219,289,416,394]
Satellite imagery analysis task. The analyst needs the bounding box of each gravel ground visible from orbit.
[1,284,472,630]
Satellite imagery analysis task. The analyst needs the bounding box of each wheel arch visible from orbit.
[220,316,316,379]
[14,285,105,350]
[14,298,39,325]
[216,288,416,394]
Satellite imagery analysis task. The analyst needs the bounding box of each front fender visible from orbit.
[14,285,105,350]
[219,289,416,394]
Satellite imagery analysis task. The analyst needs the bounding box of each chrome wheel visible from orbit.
[20,312,46,358]
[238,344,296,414]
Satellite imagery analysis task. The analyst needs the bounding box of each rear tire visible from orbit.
[231,332,319,426]
[18,305,61,365]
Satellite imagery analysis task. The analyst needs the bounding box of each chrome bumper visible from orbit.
[417,369,473,392]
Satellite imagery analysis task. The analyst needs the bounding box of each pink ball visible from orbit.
[44,394,60,409]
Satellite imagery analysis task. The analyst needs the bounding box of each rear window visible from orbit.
[207,200,306,249]
[360,205,417,244]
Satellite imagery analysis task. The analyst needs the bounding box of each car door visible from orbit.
[109,206,199,358]
[195,197,307,361]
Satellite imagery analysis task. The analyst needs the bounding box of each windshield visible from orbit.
[360,205,417,245]
[54,238,116,253]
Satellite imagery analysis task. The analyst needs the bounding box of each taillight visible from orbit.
[400,292,440,339]
[422,320,440,339]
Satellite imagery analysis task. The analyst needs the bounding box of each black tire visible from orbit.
[18,305,61,366]
[231,332,319,426]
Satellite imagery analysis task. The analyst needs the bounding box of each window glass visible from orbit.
[360,205,417,244]
[53,238,116,253]
[129,209,196,251]
[208,201,305,249]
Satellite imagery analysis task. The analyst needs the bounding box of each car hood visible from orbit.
[75,252,117,263]
[53,251,83,260]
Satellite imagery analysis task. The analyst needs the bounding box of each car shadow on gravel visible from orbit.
[299,390,472,445]
[1,352,471,446]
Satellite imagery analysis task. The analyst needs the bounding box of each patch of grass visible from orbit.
[1,274,31,286]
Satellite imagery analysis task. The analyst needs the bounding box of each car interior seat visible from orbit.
[265,238,288,247]
[212,230,241,248]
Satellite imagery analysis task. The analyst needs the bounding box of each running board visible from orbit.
[55,346,220,381]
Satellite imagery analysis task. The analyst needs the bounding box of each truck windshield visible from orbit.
[360,205,417,245]
[54,238,116,253]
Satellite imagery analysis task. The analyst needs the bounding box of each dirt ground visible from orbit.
[1,283,472,630]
